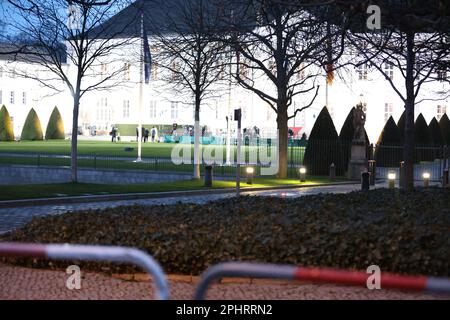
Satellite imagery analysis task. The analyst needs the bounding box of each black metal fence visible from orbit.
[0,141,448,181]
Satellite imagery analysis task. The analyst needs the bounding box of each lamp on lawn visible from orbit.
[388,172,396,189]
[246,167,254,185]
[423,172,430,187]
[299,167,307,183]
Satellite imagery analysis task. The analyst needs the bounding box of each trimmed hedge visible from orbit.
[0,105,14,141]
[397,111,405,144]
[429,117,444,146]
[374,116,402,167]
[45,107,65,140]
[303,107,342,175]
[414,114,433,161]
[1,189,449,277]
[20,108,43,141]
[439,113,450,146]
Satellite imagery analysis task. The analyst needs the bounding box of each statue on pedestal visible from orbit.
[348,103,368,179]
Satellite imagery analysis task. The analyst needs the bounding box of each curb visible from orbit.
[0,181,358,209]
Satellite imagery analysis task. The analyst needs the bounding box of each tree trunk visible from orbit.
[277,107,288,179]
[71,95,80,183]
[403,32,416,191]
[193,97,201,179]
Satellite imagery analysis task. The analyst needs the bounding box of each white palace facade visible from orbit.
[0,29,449,144]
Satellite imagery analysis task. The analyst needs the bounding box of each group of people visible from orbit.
[110,126,120,142]
[136,126,158,143]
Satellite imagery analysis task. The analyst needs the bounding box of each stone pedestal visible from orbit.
[347,140,368,180]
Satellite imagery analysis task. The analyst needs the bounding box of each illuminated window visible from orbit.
[149,100,157,118]
[384,103,393,122]
[437,105,447,120]
[171,102,179,119]
[357,64,368,80]
[122,100,130,118]
[384,62,394,80]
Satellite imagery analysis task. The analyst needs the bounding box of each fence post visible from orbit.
[154,157,158,171]
[94,154,97,170]
[37,154,40,167]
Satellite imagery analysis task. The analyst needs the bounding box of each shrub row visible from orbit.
[0,106,65,141]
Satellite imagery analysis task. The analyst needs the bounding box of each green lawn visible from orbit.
[0,177,338,201]
[0,140,305,162]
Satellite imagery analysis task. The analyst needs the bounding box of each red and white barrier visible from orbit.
[194,262,450,300]
[0,243,169,300]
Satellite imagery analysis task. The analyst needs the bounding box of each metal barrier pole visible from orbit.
[194,262,450,300]
[0,243,169,300]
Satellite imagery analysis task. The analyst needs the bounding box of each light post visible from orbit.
[388,172,396,189]
[423,172,430,187]
[246,167,254,185]
[299,167,307,183]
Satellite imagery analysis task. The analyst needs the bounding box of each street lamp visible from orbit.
[246,167,254,185]
[423,172,430,187]
[299,167,307,183]
[388,172,396,189]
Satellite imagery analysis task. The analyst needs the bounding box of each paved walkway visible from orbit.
[0,183,366,234]
[0,263,447,300]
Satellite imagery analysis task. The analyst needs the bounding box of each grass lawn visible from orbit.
[0,177,338,201]
[0,140,306,162]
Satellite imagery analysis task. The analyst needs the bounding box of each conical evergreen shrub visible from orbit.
[303,107,342,175]
[439,113,450,146]
[45,107,65,140]
[21,108,43,141]
[397,110,405,144]
[414,113,433,162]
[374,116,402,167]
[0,105,14,141]
[429,118,444,146]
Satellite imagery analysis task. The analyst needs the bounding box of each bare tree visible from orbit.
[5,0,135,182]
[221,0,347,178]
[149,0,227,179]
[346,0,450,190]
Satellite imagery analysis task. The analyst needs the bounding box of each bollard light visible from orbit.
[388,172,396,189]
[246,167,255,185]
[423,172,430,187]
[299,167,307,183]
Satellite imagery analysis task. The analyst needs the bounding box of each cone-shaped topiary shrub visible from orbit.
[303,107,342,175]
[439,113,450,146]
[45,107,65,140]
[397,110,405,144]
[21,108,43,141]
[429,118,444,146]
[0,105,14,141]
[414,113,433,162]
[374,116,402,167]
[339,107,371,171]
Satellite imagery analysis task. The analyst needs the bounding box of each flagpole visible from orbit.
[136,13,144,163]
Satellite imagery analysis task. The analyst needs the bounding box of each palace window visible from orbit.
[384,62,394,80]
[22,92,27,105]
[0,90,2,104]
[149,100,157,118]
[384,103,394,122]
[171,101,179,119]
[357,64,368,80]
[10,91,15,104]
[437,105,447,120]
[437,68,447,82]
[124,63,131,81]
[122,100,130,119]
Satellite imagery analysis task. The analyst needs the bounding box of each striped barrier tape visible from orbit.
[194,262,450,300]
[0,242,169,300]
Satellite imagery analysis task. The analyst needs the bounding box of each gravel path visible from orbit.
[1,263,448,300]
